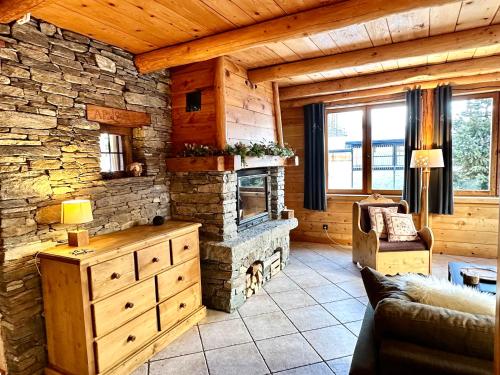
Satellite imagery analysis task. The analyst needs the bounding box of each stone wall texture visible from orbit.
[0,19,171,374]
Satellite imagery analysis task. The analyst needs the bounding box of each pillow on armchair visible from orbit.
[368,206,398,239]
[383,212,420,242]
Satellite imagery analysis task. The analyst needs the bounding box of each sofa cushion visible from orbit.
[379,239,427,252]
[368,206,398,239]
[360,267,411,309]
[384,212,420,242]
[359,202,406,233]
[374,297,495,361]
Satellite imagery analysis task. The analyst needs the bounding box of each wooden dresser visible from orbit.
[39,221,206,375]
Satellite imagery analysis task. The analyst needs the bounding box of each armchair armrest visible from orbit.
[418,226,434,250]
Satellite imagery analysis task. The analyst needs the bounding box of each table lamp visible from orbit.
[410,149,444,227]
[61,199,93,247]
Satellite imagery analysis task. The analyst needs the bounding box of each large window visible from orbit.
[452,93,498,196]
[327,103,406,193]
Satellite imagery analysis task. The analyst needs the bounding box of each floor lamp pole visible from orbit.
[421,167,430,228]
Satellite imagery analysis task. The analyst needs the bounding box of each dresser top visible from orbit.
[39,220,201,265]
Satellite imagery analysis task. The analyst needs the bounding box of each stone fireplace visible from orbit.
[170,166,297,312]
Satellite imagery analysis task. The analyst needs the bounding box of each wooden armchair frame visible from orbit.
[352,194,434,275]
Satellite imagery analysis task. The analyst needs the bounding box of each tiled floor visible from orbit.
[134,242,497,375]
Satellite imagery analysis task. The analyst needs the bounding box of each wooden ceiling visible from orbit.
[4,0,500,91]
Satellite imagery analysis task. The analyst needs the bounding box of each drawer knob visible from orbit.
[177,275,184,282]
[183,244,190,250]
[111,272,121,280]
[127,335,136,343]
[152,257,160,263]
[179,303,186,309]
[125,302,134,309]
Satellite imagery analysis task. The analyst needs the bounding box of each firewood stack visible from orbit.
[246,263,264,297]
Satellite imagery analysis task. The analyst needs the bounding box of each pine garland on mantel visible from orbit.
[178,141,295,164]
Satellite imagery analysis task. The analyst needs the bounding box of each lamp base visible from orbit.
[68,229,90,247]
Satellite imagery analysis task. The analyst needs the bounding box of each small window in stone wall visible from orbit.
[99,125,133,179]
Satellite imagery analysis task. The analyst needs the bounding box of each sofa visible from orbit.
[350,268,495,375]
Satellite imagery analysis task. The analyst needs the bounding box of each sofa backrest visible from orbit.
[359,202,407,232]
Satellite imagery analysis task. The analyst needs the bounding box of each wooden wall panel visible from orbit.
[282,106,499,258]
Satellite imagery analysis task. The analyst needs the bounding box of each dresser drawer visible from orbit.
[136,241,171,279]
[92,278,156,337]
[95,308,158,373]
[171,231,199,265]
[157,257,200,301]
[159,283,201,331]
[89,254,136,300]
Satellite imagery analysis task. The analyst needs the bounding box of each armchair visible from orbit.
[352,194,434,275]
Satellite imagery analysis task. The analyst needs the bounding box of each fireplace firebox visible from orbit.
[237,168,271,230]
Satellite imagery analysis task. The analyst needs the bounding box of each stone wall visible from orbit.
[0,19,171,374]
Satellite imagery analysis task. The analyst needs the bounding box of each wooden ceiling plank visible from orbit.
[364,18,393,46]
[329,24,373,51]
[283,71,500,107]
[233,0,286,21]
[279,54,500,100]
[248,23,500,82]
[199,0,257,27]
[134,0,460,73]
[283,37,325,59]
[33,3,157,53]
[429,1,462,35]
[0,0,54,23]
[272,0,341,13]
[446,47,477,61]
[266,42,301,62]
[456,0,500,30]
[386,7,430,42]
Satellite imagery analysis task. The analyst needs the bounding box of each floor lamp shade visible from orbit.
[410,149,444,169]
[61,200,93,247]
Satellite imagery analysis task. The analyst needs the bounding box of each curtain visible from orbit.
[429,85,453,214]
[304,103,327,211]
[403,89,422,213]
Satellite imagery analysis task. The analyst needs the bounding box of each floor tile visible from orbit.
[305,284,351,304]
[270,289,317,310]
[152,326,202,360]
[284,304,339,332]
[199,309,240,325]
[356,296,369,306]
[199,318,252,350]
[238,294,280,318]
[317,268,359,283]
[336,279,367,298]
[131,363,148,375]
[283,263,313,277]
[322,298,366,323]
[291,271,331,288]
[205,342,269,375]
[263,274,300,294]
[345,320,363,337]
[303,326,357,360]
[327,356,353,375]
[256,333,322,373]
[275,362,334,374]
[244,310,297,340]
[305,260,343,273]
[149,352,208,375]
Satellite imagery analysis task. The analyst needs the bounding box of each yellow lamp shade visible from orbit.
[410,149,444,169]
[61,200,93,225]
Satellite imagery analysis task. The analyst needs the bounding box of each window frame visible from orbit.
[99,124,133,179]
[451,92,499,197]
[325,101,406,195]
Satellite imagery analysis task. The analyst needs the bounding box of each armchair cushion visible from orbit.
[379,239,428,252]
[359,203,406,232]
[384,212,420,242]
[368,206,398,239]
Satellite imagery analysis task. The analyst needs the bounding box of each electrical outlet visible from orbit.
[322,224,329,230]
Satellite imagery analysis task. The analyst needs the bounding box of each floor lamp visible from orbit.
[410,149,444,228]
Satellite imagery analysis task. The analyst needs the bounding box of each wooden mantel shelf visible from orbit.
[165,155,299,172]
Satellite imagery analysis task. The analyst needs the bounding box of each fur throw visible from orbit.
[399,274,495,316]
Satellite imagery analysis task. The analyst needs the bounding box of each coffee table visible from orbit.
[448,262,497,294]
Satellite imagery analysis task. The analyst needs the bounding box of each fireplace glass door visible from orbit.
[237,170,270,230]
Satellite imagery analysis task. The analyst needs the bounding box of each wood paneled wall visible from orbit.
[170,57,276,154]
[282,106,499,258]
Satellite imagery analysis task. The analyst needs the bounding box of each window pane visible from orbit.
[99,133,125,173]
[327,110,363,190]
[99,133,109,152]
[109,134,120,152]
[100,153,111,172]
[370,105,406,191]
[452,97,493,191]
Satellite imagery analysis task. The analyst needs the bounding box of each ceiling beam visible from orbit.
[134,0,460,73]
[280,54,500,101]
[249,24,500,83]
[282,71,500,107]
[0,0,52,23]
